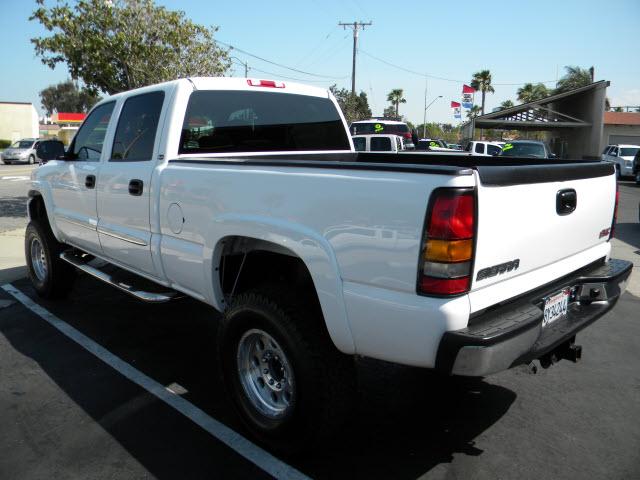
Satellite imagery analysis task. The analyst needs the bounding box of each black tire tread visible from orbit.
[219,284,356,453]
[25,219,76,299]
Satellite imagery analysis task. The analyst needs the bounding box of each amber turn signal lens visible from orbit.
[424,238,473,263]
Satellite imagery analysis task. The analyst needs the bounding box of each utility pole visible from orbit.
[339,21,372,94]
[230,56,249,77]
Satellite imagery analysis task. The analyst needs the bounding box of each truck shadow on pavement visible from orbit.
[614,223,640,250]
[0,276,516,480]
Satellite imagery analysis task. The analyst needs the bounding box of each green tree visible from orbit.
[516,83,550,103]
[466,105,481,119]
[554,66,593,94]
[383,106,396,119]
[612,106,624,112]
[30,0,230,95]
[499,99,514,110]
[329,85,372,124]
[470,70,495,115]
[39,80,100,114]
[386,89,406,118]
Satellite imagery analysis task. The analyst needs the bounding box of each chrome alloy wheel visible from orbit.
[30,237,47,282]
[237,328,295,419]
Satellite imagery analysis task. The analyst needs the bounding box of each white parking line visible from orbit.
[1,283,310,480]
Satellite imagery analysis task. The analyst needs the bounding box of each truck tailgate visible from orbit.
[470,162,616,305]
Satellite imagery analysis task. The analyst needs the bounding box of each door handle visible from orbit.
[128,179,144,196]
[85,175,96,189]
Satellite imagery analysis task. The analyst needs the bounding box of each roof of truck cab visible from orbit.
[91,77,331,108]
[189,77,330,98]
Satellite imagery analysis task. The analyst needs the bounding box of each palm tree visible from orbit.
[470,70,495,115]
[386,89,406,118]
[466,105,481,119]
[500,100,514,110]
[517,83,550,103]
[554,66,593,94]
[613,106,624,112]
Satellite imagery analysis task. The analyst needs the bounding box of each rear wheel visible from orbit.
[615,164,621,180]
[635,170,640,185]
[25,220,76,298]
[218,285,356,454]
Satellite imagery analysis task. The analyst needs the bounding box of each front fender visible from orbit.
[205,213,356,355]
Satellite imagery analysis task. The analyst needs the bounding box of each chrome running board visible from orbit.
[60,251,180,303]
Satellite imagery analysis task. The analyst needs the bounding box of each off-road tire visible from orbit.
[25,219,76,299]
[218,285,357,454]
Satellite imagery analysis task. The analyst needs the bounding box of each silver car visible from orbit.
[1,138,40,165]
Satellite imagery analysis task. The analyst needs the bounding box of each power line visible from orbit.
[229,59,334,84]
[218,39,348,79]
[359,49,557,86]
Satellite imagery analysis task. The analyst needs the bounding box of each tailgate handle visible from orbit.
[556,189,577,215]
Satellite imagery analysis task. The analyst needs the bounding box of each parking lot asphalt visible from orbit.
[0,171,639,479]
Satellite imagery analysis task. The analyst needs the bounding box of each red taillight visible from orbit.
[403,132,412,139]
[609,183,619,240]
[418,189,476,296]
[428,192,475,239]
[247,79,285,88]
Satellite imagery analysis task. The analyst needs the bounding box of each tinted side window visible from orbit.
[464,142,472,152]
[72,102,115,161]
[111,91,164,161]
[487,144,501,155]
[352,137,366,151]
[475,143,485,154]
[180,90,350,154]
[370,137,392,151]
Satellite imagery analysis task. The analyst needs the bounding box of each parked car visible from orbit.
[1,138,41,164]
[633,149,640,185]
[352,134,405,152]
[602,144,640,179]
[25,77,631,452]
[464,141,503,156]
[416,139,460,152]
[499,140,556,159]
[350,119,415,149]
[448,143,463,150]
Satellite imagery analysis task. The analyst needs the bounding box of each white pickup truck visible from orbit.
[24,77,631,452]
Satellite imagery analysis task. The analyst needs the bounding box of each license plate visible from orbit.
[543,288,570,327]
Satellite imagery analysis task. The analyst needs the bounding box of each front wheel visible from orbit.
[635,170,640,185]
[218,286,356,454]
[28,155,35,164]
[25,220,76,298]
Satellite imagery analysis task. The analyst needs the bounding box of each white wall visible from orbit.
[602,124,640,146]
[0,103,39,142]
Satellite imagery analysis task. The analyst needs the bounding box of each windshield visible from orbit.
[352,137,366,151]
[11,140,34,149]
[620,147,639,157]
[180,90,350,154]
[500,142,546,158]
[350,122,409,135]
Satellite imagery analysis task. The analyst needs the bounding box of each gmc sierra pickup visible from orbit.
[24,77,632,452]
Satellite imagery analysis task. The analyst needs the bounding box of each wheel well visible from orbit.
[218,236,318,306]
[28,193,48,223]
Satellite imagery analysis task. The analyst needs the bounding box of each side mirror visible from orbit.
[549,153,557,159]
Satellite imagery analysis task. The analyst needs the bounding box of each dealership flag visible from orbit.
[451,101,461,119]
[462,84,475,109]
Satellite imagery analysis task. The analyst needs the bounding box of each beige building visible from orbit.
[602,111,640,146]
[0,101,39,143]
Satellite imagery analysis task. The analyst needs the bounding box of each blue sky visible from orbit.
[1,0,639,124]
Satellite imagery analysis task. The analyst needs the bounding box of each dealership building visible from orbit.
[602,111,640,146]
[0,101,39,143]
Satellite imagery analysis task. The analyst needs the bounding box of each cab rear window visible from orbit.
[179,90,350,154]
